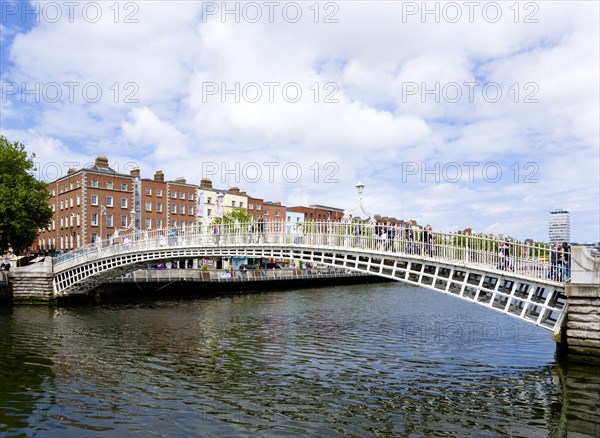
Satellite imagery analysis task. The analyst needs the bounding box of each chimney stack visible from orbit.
[200,178,213,189]
[95,156,109,168]
[154,170,164,182]
[174,177,186,184]
[130,168,140,178]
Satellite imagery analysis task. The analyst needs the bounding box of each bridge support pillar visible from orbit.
[559,247,600,365]
[8,261,56,303]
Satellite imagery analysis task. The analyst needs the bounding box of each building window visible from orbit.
[179,205,185,215]
[179,220,185,228]
[207,208,212,217]
[145,187,152,196]
[121,197,128,208]
[156,218,163,229]
[91,195,98,206]
[69,182,73,190]
[264,210,269,216]
[171,220,177,228]
[188,206,194,215]
[207,197,212,204]
[52,219,55,231]
[120,215,128,228]
[239,202,244,208]
[121,183,128,191]
[231,201,235,207]
[106,196,113,207]
[188,193,194,201]
[171,191,177,199]
[69,198,73,208]
[106,181,113,189]
[171,204,177,214]
[106,214,113,227]
[275,211,280,217]
[60,217,64,228]
[145,201,152,212]
[90,233,97,244]
[91,212,98,226]
[179,191,185,200]
[91,179,98,188]
[156,202,163,213]
[76,180,81,188]
[249,203,254,210]
[156,189,162,197]
[60,200,64,210]
[76,214,81,226]
[76,195,81,206]
[145,218,152,230]
[256,204,261,211]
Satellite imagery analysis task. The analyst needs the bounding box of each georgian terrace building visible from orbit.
[34,157,197,252]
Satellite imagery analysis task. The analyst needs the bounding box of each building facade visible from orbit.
[549,209,571,244]
[287,205,344,222]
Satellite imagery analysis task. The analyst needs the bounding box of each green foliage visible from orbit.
[0,136,53,254]
[212,207,250,225]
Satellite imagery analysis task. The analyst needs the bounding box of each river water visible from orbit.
[0,283,597,437]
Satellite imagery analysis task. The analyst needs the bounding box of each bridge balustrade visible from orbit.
[52,221,569,284]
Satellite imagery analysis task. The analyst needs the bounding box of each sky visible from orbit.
[1,0,598,243]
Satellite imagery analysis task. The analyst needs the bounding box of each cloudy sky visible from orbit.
[1,1,598,242]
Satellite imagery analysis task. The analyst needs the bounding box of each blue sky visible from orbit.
[1,1,598,243]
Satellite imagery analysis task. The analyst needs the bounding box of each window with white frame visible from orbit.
[106,214,113,227]
[156,218,163,229]
[256,204,261,211]
[91,212,98,226]
[70,198,73,208]
[171,204,177,213]
[171,220,176,228]
[76,195,80,206]
[106,181,113,189]
[106,196,113,207]
[171,191,176,199]
[264,210,269,216]
[179,191,185,200]
[91,179,98,188]
[121,197,128,208]
[156,202,163,213]
[249,203,253,210]
[60,200,64,210]
[145,187,152,196]
[179,205,185,214]
[188,193,194,201]
[188,206,194,215]
[156,188,162,197]
[120,215,128,228]
[145,201,152,212]
[91,195,98,206]
[275,211,280,217]
[121,183,128,191]
[145,218,151,230]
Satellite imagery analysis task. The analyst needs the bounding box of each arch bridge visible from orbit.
[48,221,568,333]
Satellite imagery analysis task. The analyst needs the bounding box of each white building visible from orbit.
[548,209,570,244]
[196,179,248,223]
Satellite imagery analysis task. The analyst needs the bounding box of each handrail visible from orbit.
[51,221,571,283]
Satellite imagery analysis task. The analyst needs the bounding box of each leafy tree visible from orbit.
[0,136,53,254]
[213,207,251,226]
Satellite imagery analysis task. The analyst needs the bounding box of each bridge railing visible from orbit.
[51,221,571,283]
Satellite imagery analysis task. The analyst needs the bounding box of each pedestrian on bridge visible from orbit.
[423,225,433,256]
[386,223,396,252]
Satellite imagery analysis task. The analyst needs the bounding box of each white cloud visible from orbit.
[0,0,598,242]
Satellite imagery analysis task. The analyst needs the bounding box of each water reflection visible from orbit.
[0,307,56,434]
[0,284,596,436]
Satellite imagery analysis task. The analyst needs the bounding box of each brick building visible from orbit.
[287,205,344,222]
[34,157,197,252]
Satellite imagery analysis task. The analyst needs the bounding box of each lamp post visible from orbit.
[99,204,106,244]
[217,192,225,219]
[130,208,136,238]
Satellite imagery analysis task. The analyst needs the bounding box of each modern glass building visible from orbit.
[548,209,570,244]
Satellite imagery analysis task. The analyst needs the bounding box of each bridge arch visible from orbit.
[52,238,566,333]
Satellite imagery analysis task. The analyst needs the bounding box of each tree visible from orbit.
[0,136,53,254]
[213,207,251,226]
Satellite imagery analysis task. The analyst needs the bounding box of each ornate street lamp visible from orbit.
[343,182,373,224]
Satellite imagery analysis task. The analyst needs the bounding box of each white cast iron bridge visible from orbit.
[49,221,568,333]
